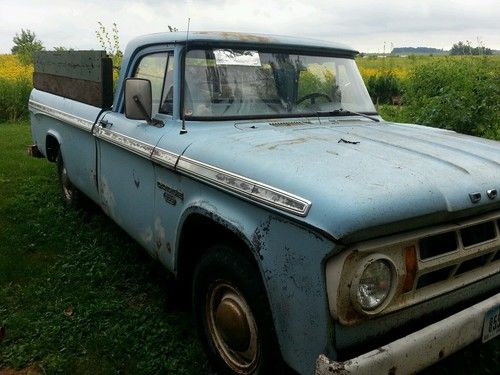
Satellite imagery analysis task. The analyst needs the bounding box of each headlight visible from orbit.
[354,258,394,311]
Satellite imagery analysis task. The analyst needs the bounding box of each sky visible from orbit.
[0,0,499,54]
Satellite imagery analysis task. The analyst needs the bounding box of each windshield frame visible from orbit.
[179,43,378,121]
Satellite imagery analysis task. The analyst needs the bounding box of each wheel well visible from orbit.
[45,135,59,162]
[176,213,257,288]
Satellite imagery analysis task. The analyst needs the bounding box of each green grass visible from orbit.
[0,121,211,374]
[0,78,32,122]
[0,122,498,374]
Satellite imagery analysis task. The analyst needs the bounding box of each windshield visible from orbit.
[183,48,375,119]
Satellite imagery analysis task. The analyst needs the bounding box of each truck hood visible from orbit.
[182,119,500,242]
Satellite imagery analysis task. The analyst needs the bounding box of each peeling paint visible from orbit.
[141,227,153,245]
[99,175,116,217]
[154,217,167,258]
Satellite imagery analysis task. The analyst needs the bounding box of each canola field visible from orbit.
[0,53,498,139]
[0,54,33,121]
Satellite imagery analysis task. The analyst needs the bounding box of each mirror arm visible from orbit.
[132,95,164,127]
[132,94,152,122]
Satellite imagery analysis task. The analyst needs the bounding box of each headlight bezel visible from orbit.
[350,254,398,315]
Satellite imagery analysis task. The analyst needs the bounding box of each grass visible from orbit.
[0,121,498,374]
[0,121,211,374]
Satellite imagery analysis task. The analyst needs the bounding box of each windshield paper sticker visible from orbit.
[214,49,261,66]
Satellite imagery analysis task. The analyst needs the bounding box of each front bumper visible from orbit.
[316,292,500,375]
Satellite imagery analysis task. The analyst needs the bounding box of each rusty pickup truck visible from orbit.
[28,32,500,374]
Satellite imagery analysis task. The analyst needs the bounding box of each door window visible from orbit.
[133,52,168,115]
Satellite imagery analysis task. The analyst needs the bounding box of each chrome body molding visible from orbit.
[94,126,154,158]
[176,156,312,216]
[29,100,311,217]
[151,147,178,169]
[28,100,93,132]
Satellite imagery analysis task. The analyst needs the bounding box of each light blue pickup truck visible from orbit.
[29,32,500,375]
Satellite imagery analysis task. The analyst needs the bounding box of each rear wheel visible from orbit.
[193,244,285,375]
[56,150,83,209]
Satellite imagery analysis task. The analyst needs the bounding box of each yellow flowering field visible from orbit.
[0,54,33,121]
[0,54,33,81]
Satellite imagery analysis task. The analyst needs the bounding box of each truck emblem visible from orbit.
[469,192,481,203]
[487,189,497,200]
[157,181,184,206]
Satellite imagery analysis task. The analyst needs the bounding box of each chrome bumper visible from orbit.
[316,292,500,375]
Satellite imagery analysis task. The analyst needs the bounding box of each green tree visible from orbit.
[450,41,493,55]
[11,29,45,65]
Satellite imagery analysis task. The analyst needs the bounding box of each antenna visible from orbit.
[180,17,190,135]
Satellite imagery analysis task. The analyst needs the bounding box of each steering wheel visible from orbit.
[296,92,333,105]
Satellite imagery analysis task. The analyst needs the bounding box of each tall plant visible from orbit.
[95,22,123,72]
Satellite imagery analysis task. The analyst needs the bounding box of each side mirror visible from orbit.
[124,78,153,121]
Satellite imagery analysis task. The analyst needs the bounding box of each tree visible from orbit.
[11,29,45,65]
[450,40,492,55]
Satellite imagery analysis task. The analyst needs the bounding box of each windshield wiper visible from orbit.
[317,109,380,122]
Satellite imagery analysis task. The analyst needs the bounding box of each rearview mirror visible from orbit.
[124,78,152,121]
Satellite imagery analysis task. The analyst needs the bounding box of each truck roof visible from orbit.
[126,31,358,55]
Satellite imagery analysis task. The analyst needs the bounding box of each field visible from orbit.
[0,53,499,373]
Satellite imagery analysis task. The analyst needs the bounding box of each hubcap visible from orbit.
[206,281,259,374]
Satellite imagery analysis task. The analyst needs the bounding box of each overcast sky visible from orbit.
[0,0,499,54]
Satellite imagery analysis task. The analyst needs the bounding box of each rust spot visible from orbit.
[388,366,397,375]
[344,309,360,323]
[197,31,273,43]
[326,359,354,374]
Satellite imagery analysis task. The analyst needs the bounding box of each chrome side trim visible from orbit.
[29,101,311,216]
[177,156,312,216]
[94,127,154,158]
[28,99,93,132]
[151,147,178,169]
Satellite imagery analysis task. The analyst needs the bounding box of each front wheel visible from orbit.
[193,244,285,375]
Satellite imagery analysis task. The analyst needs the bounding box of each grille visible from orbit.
[415,216,500,290]
[419,231,457,260]
[461,221,496,247]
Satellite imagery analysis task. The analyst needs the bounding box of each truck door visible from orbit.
[95,49,174,256]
